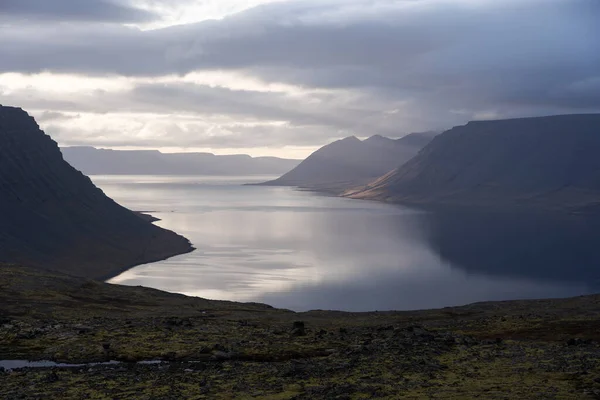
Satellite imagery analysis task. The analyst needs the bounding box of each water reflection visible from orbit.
[423,209,600,287]
[95,176,597,312]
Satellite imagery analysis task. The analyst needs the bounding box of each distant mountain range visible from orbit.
[0,105,193,279]
[258,132,437,193]
[61,147,301,176]
[347,114,600,213]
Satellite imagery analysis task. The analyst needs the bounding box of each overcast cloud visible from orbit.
[0,0,158,23]
[0,0,598,157]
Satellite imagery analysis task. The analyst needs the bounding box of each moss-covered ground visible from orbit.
[2,265,600,399]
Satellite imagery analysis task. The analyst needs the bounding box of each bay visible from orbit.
[92,175,598,312]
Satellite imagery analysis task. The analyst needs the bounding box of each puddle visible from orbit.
[0,359,165,371]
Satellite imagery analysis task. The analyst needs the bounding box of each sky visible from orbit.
[0,0,599,158]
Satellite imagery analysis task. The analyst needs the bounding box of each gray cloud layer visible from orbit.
[0,0,599,151]
[0,0,157,23]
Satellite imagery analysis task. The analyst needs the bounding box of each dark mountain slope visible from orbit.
[61,146,300,176]
[347,114,600,212]
[259,132,436,193]
[0,105,193,279]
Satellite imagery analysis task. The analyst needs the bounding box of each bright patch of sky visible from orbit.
[133,0,293,29]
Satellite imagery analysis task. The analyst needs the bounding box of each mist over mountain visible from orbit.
[347,114,600,212]
[0,105,193,279]
[61,147,300,176]
[259,132,437,193]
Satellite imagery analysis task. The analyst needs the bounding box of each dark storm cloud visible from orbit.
[0,0,158,23]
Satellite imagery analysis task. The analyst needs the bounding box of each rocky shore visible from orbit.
[2,264,600,399]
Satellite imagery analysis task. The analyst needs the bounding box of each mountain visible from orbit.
[0,105,193,279]
[259,132,436,193]
[347,114,600,212]
[60,147,300,176]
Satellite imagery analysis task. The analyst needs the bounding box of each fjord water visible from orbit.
[94,176,599,312]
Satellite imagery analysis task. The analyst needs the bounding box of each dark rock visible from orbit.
[165,317,192,327]
[461,336,478,347]
[377,325,394,332]
[280,360,310,378]
[75,325,93,335]
[212,343,227,352]
[405,325,426,334]
[567,338,592,347]
[46,372,60,382]
[292,321,306,336]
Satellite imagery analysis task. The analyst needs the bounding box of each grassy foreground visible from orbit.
[1,264,600,399]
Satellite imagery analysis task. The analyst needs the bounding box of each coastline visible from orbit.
[97,211,196,282]
[255,182,600,217]
[97,243,195,283]
[133,211,162,223]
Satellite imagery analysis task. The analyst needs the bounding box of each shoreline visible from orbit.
[133,211,162,223]
[255,182,600,217]
[96,211,196,282]
[98,244,196,283]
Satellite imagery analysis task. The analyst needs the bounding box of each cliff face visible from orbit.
[0,105,193,279]
[260,132,436,193]
[347,114,600,212]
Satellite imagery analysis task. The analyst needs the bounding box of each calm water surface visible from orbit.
[92,175,600,312]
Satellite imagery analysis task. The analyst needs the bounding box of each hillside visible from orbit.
[259,132,436,193]
[347,114,600,212]
[2,264,600,398]
[61,146,300,176]
[0,105,193,279]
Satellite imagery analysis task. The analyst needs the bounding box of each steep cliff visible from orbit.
[347,114,600,212]
[0,105,193,279]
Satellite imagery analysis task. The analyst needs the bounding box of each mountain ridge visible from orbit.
[258,132,437,193]
[346,114,600,212]
[61,146,301,176]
